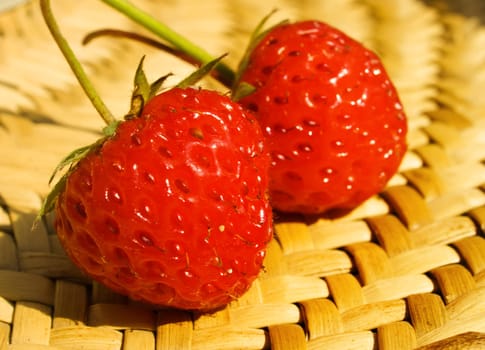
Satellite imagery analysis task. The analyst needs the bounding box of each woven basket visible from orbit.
[1,0,485,349]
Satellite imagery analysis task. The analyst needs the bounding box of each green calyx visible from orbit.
[232,10,288,101]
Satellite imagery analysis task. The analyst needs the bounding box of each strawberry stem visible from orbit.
[100,0,236,87]
[40,0,116,126]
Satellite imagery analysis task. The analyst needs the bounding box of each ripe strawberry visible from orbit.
[235,20,408,215]
[53,87,272,310]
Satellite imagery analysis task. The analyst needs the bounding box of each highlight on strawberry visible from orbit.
[39,0,273,311]
[101,1,408,216]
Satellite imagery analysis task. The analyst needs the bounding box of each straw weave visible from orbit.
[1,0,485,349]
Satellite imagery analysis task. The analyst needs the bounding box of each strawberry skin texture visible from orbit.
[54,87,273,310]
[238,20,408,214]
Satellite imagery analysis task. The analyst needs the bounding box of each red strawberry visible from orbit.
[235,20,407,215]
[53,87,272,310]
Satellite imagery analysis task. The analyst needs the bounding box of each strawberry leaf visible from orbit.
[232,11,288,99]
[176,54,227,89]
[126,56,151,119]
[39,138,105,219]
[232,82,256,101]
[48,143,97,185]
[102,120,122,137]
[148,73,172,100]
[126,58,172,120]
[39,171,69,218]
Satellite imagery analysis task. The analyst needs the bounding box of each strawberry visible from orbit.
[53,87,272,310]
[39,0,272,310]
[234,20,408,215]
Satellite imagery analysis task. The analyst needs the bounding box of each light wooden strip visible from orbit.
[10,302,51,345]
[325,274,364,312]
[260,275,329,304]
[9,208,50,253]
[230,303,301,330]
[49,326,123,350]
[0,270,54,305]
[0,231,18,270]
[0,297,14,324]
[403,167,444,200]
[381,186,434,231]
[468,206,485,234]
[367,215,414,256]
[430,264,476,304]
[341,299,407,332]
[453,236,485,275]
[416,313,485,348]
[8,344,77,350]
[156,310,192,350]
[417,332,485,350]
[192,326,267,350]
[414,144,451,169]
[53,280,87,329]
[400,152,425,173]
[284,250,352,277]
[308,220,372,251]
[300,298,343,339]
[0,321,9,350]
[362,274,434,304]
[274,222,314,254]
[18,252,85,280]
[423,122,461,149]
[90,282,127,305]
[228,279,263,307]
[0,188,42,215]
[87,303,156,331]
[0,208,10,232]
[446,287,485,321]
[193,307,230,330]
[391,245,461,276]
[122,329,155,350]
[438,163,485,193]
[407,293,447,339]
[268,324,307,350]
[346,242,393,284]
[377,321,417,350]
[409,216,477,247]
[307,331,375,350]
[0,177,48,204]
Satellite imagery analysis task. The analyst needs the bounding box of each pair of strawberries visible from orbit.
[46,18,407,310]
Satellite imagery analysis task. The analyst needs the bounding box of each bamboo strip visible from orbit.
[0,297,13,324]
[155,310,192,350]
[10,302,51,345]
[300,298,344,339]
[307,331,375,350]
[122,329,155,350]
[259,275,329,303]
[191,326,268,350]
[0,270,54,306]
[87,303,156,331]
[53,280,87,329]
[377,321,417,350]
[49,326,123,350]
[268,324,307,350]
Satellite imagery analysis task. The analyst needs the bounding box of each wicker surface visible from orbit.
[1,0,485,349]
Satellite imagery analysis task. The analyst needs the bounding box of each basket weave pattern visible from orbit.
[1,0,485,349]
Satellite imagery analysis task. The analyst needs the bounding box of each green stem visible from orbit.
[40,0,116,126]
[100,0,236,87]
